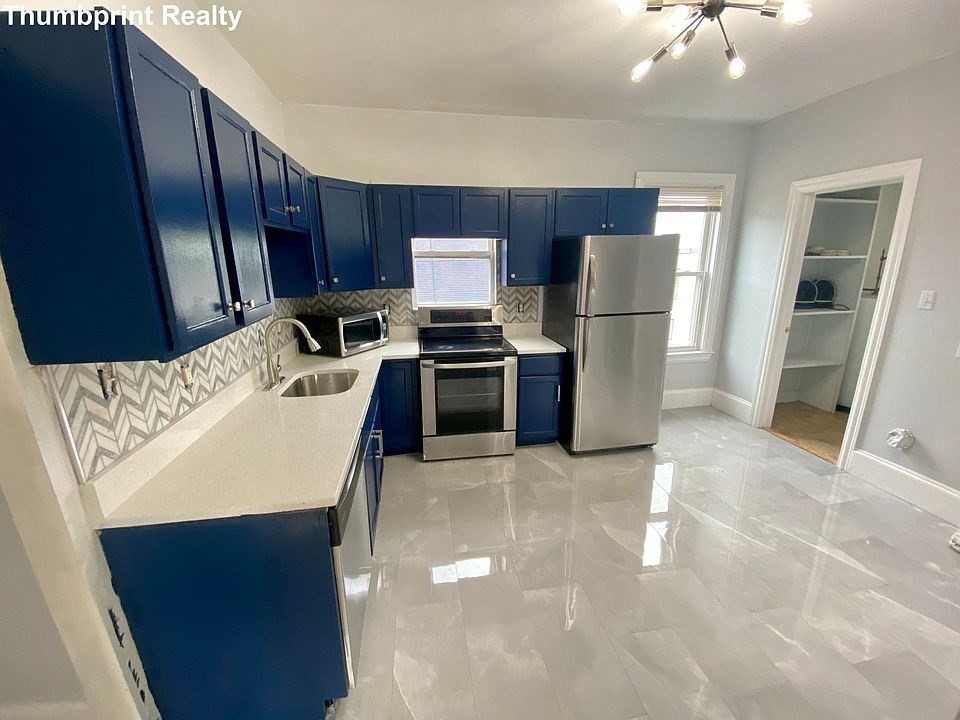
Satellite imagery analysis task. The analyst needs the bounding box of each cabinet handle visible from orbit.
[557,384,561,402]
[510,273,516,279]
[332,277,340,284]
[243,299,256,309]
[601,223,607,229]
[232,301,242,312]
[380,275,386,282]
[294,205,302,213]
[609,222,615,229]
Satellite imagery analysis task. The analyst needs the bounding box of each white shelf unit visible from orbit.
[778,188,893,413]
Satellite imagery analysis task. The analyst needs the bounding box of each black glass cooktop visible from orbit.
[419,336,518,359]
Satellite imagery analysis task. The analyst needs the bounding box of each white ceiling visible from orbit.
[222,0,959,124]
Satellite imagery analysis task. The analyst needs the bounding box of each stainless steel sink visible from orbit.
[281,370,359,398]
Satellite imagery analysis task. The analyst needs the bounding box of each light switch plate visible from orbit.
[918,290,937,311]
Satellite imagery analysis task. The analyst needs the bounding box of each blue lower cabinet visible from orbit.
[517,355,561,446]
[318,178,376,291]
[368,185,415,289]
[363,389,383,551]
[99,512,348,720]
[379,360,422,455]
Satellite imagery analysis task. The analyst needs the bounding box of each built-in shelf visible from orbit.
[816,197,879,205]
[803,254,868,261]
[793,308,856,317]
[782,356,845,370]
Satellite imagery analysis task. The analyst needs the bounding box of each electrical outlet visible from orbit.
[918,290,937,310]
[518,301,525,315]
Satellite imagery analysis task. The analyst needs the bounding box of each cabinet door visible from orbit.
[284,156,310,231]
[318,178,376,291]
[380,360,422,455]
[201,90,273,326]
[505,189,554,285]
[369,185,415,289]
[517,374,560,446]
[306,176,330,293]
[606,188,660,235]
[412,186,460,237]
[118,27,234,353]
[252,133,289,226]
[554,189,609,237]
[461,187,507,238]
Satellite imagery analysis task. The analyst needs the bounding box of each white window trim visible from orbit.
[411,238,498,308]
[635,171,737,363]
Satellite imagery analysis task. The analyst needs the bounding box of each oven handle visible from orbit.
[421,359,515,370]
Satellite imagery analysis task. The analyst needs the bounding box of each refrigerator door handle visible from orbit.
[586,254,597,316]
[581,318,590,372]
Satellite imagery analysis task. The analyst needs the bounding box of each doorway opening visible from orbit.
[753,161,922,469]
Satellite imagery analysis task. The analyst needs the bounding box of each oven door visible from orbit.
[421,357,517,437]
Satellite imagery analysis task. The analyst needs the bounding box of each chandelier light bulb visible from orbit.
[618,0,647,17]
[725,46,746,79]
[779,0,813,25]
[630,58,655,82]
[667,4,694,29]
[671,30,696,59]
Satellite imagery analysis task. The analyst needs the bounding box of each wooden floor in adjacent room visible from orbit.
[767,401,849,464]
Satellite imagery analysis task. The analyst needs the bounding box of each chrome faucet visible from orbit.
[263,317,321,391]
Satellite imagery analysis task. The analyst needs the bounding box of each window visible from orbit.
[412,238,497,307]
[638,173,734,359]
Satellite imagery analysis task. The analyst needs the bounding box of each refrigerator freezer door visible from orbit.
[571,313,670,452]
[577,235,679,316]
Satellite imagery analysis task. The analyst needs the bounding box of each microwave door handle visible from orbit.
[421,360,513,370]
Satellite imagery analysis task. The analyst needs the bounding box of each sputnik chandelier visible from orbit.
[619,0,813,81]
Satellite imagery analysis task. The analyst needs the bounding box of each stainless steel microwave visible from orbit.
[296,310,389,357]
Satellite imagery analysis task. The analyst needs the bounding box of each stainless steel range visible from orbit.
[418,305,518,461]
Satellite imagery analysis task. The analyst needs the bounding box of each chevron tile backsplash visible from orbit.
[52,287,541,482]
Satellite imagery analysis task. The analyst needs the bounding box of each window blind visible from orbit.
[656,186,724,212]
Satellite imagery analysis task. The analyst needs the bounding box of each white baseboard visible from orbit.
[848,450,960,526]
[0,703,90,720]
[710,389,754,424]
[662,387,713,410]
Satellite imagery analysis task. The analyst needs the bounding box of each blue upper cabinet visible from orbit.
[306,176,330,293]
[554,189,609,237]
[201,90,273,326]
[252,133,290,226]
[555,188,660,237]
[504,189,554,286]
[318,178,376,291]
[606,189,660,235]
[412,186,460,237]
[265,176,330,297]
[368,185,415,289]
[461,187,508,238]
[284,156,310,231]
[0,22,242,363]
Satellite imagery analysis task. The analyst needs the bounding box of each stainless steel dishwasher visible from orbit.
[327,437,373,688]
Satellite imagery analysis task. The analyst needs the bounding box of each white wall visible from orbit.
[283,103,752,391]
[0,493,84,711]
[717,52,960,486]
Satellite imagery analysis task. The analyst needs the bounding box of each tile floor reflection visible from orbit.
[334,407,960,720]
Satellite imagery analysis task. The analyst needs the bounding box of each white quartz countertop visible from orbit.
[99,336,558,530]
[509,335,566,355]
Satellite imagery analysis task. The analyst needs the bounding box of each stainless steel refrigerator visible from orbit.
[543,234,680,453]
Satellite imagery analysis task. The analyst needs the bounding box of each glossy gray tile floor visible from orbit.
[335,408,960,720]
